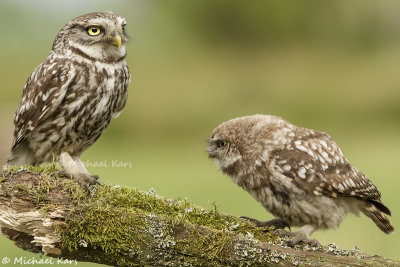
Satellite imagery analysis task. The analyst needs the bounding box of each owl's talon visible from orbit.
[285,238,321,249]
[78,181,98,195]
[240,216,263,226]
[275,230,321,249]
[274,229,294,237]
[241,216,290,230]
[307,239,321,249]
[83,184,94,196]
[82,174,101,186]
[69,173,101,195]
[56,171,100,187]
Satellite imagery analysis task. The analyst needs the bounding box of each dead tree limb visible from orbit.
[0,168,398,266]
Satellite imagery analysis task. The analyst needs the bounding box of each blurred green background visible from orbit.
[0,0,399,265]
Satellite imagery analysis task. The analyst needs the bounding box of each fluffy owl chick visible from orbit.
[7,12,130,188]
[208,115,394,247]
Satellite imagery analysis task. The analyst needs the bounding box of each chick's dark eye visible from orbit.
[216,140,228,148]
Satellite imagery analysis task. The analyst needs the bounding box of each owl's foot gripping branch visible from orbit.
[0,167,398,267]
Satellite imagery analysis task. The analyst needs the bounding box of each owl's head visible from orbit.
[53,12,128,62]
[208,115,283,174]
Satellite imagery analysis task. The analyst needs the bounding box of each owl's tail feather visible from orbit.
[368,199,392,216]
[362,202,395,234]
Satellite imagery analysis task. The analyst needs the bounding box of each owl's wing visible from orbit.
[12,60,74,150]
[112,65,130,118]
[269,130,390,213]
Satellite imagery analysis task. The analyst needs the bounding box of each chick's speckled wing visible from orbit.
[12,58,74,150]
[270,129,383,203]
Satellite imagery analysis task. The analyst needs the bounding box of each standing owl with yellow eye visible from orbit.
[7,12,131,188]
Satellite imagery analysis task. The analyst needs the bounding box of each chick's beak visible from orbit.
[110,34,122,48]
[207,146,217,159]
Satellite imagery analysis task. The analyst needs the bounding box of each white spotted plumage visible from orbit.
[7,12,131,187]
[208,115,394,244]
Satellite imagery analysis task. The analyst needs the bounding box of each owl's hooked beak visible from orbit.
[110,34,122,48]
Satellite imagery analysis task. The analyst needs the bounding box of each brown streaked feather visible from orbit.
[366,199,391,216]
[12,59,74,150]
[111,65,130,117]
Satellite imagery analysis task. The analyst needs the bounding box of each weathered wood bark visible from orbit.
[0,169,399,266]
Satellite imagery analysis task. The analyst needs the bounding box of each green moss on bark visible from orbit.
[2,166,277,266]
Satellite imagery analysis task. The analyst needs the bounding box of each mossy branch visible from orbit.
[0,168,398,266]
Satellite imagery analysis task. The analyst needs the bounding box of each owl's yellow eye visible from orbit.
[87,26,102,36]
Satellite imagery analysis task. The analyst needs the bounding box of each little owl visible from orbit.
[7,12,130,188]
[208,115,394,247]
